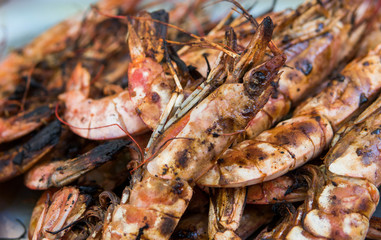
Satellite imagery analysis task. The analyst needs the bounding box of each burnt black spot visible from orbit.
[208,143,214,152]
[371,129,381,135]
[171,229,199,239]
[159,217,177,236]
[162,167,168,175]
[315,22,324,32]
[335,74,346,82]
[359,93,368,105]
[217,158,224,164]
[201,140,206,145]
[177,149,189,168]
[313,115,321,122]
[171,181,184,195]
[136,224,149,240]
[12,152,24,166]
[296,88,300,92]
[295,59,313,76]
[271,90,279,99]
[356,148,363,156]
[259,156,264,160]
[151,92,160,103]
[244,70,268,97]
[242,107,254,118]
[282,34,290,44]
[271,80,279,89]
[363,61,370,66]
[331,181,338,187]
[67,193,73,201]
[205,125,216,134]
[212,133,220,138]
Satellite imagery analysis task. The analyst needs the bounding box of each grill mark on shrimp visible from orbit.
[255,140,297,168]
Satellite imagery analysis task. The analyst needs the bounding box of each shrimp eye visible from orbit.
[244,71,267,97]
[252,71,266,82]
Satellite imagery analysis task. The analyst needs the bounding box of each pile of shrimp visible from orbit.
[1,0,381,239]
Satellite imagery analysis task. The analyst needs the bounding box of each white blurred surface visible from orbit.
[0,0,305,54]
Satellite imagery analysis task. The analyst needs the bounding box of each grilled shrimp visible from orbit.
[59,10,179,140]
[102,17,286,239]
[0,0,138,106]
[31,187,91,240]
[24,139,129,190]
[0,0,140,145]
[199,41,381,188]
[202,2,378,236]
[0,105,54,144]
[259,94,381,239]
[181,0,376,151]
[0,120,62,182]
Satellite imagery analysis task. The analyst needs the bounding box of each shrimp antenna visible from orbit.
[55,104,144,157]
[20,66,35,112]
[91,6,238,58]
[45,218,84,235]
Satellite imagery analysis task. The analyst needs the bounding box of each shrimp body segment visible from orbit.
[59,63,148,140]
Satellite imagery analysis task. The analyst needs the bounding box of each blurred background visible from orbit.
[0,0,305,55]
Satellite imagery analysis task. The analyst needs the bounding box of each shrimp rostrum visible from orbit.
[260,94,381,240]
[102,16,286,239]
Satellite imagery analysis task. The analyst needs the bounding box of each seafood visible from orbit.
[259,94,381,239]
[0,0,138,102]
[28,189,58,239]
[246,171,308,204]
[102,16,286,239]
[199,41,381,188]
[31,187,91,240]
[24,139,129,190]
[58,9,194,140]
[2,0,380,239]
[0,120,62,182]
[200,1,379,237]
[181,0,374,140]
[0,105,54,144]
[0,0,139,145]
[208,187,247,239]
